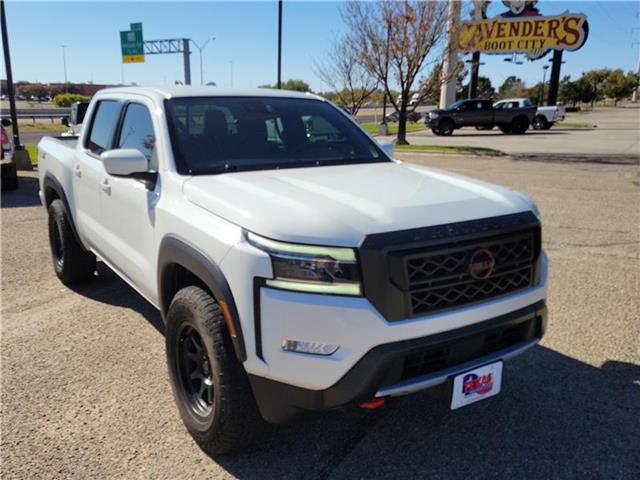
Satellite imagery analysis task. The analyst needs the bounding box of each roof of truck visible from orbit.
[95,86,324,101]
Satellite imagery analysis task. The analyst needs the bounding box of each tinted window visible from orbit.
[87,100,121,155]
[117,103,157,170]
[165,97,386,175]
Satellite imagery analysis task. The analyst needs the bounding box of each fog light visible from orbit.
[282,339,339,356]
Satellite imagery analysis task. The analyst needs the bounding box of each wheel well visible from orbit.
[161,263,212,314]
[44,185,60,207]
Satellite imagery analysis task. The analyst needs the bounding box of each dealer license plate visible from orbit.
[451,361,503,410]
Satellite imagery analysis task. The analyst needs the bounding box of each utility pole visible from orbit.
[277,0,283,88]
[61,45,68,92]
[182,38,191,85]
[440,0,460,108]
[546,50,563,106]
[1,0,32,171]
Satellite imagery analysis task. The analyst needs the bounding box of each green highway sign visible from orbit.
[120,23,144,63]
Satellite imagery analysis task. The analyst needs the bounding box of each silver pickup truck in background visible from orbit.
[493,98,566,130]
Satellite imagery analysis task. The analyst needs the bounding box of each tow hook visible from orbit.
[358,398,385,410]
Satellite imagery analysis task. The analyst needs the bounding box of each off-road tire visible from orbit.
[166,286,263,455]
[499,125,512,134]
[47,199,96,285]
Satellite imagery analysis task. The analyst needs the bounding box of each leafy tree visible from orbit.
[601,69,638,106]
[457,75,495,100]
[18,84,48,99]
[497,76,526,99]
[258,79,312,92]
[582,69,611,107]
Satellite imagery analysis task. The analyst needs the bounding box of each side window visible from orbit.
[459,102,469,111]
[117,103,157,170]
[87,100,121,155]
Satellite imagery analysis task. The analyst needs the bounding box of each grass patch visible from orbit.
[8,122,67,133]
[395,144,504,156]
[25,144,38,164]
[360,122,425,136]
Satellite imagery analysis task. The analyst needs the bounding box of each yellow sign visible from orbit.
[122,54,145,63]
[459,14,588,58]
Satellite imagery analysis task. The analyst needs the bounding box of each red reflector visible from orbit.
[359,398,385,409]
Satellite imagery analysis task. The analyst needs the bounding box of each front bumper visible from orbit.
[249,299,547,423]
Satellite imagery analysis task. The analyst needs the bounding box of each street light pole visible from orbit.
[191,37,215,85]
[61,44,68,92]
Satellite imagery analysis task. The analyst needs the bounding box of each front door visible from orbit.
[98,102,159,299]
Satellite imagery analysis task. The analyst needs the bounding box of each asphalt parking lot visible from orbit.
[380,105,640,157]
[1,153,639,479]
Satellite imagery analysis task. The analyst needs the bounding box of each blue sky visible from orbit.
[3,1,639,91]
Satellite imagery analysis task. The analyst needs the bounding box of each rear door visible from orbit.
[98,101,159,298]
[73,99,122,250]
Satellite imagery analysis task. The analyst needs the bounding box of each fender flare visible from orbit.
[42,173,83,246]
[158,235,247,362]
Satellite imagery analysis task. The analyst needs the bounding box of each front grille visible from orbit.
[400,317,537,381]
[405,232,534,316]
[359,212,541,322]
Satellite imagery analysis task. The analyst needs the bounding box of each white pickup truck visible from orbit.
[493,98,566,130]
[38,87,548,454]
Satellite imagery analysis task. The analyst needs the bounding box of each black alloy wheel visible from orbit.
[176,324,214,417]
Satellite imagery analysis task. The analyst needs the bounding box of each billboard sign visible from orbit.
[459,1,588,60]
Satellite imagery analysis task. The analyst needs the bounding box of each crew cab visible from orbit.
[38,87,548,454]
[493,98,565,130]
[425,98,536,135]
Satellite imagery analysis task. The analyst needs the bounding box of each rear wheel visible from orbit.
[47,199,96,285]
[510,116,529,135]
[532,116,548,130]
[166,286,263,455]
[499,125,512,134]
[437,119,454,136]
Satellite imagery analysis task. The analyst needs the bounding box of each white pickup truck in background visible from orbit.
[38,86,548,454]
[493,98,566,130]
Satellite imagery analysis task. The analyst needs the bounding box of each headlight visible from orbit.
[246,232,362,295]
[429,112,439,119]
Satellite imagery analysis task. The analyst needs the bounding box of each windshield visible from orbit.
[165,96,388,175]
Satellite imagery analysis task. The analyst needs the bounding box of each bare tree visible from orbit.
[314,39,378,115]
[342,1,448,144]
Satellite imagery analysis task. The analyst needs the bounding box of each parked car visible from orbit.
[425,99,536,135]
[385,110,422,123]
[493,98,565,130]
[38,87,547,454]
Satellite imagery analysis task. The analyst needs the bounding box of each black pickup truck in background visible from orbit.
[425,99,536,136]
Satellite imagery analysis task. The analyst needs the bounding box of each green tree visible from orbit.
[457,76,495,100]
[258,79,312,92]
[582,69,611,107]
[53,93,90,107]
[601,69,638,106]
[497,76,526,99]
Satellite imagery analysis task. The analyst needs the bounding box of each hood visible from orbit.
[183,162,534,247]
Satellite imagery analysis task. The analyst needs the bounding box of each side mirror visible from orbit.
[61,117,69,127]
[101,149,149,176]
[1,118,11,127]
[378,141,395,159]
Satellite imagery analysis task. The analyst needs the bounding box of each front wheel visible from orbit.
[437,119,454,136]
[166,286,263,455]
[48,199,96,285]
[532,116,548,130]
